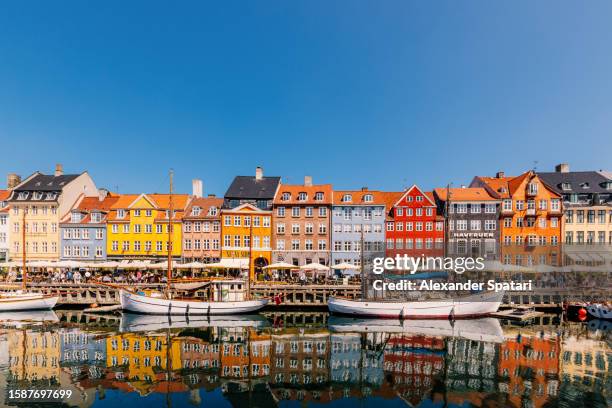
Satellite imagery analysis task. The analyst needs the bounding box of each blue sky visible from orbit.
[1,1,611,195]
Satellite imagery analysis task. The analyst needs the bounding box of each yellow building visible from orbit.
[221,203,272,279]
[106,333,182,382]
[7,166,98,261]
[8,329,61,382]
[106,193,189,259]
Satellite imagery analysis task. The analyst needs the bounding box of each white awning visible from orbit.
[264,262,299,270]
[300,262,330,271]
[207,258,250,269]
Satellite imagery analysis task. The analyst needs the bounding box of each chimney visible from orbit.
[555,163,569,173]
[461,185,466,189]
[7,173,21,189]
[98,188,109,201]
[55,163,64,177]
[496,171,505,179]
[192,179,203,198]
[304,176,313,186]
[361,187,368,191]
[207,193,216,198]
[255,166,263,181]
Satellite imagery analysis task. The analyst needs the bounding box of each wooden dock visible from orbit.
[491,306,544,321]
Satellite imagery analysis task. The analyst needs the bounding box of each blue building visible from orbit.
[331,189,387,272]
[59,191,118,261]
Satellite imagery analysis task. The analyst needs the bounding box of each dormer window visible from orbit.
[527,183,538,195]
[298,192,308,201]
[561,183,571,191]
[580,182,590,189]
[71,212,82,223]
[208,207,218,216]
[192,206,201,216]
[117,209,126,219]
[281,192,291,201]
[91,212,101,223]
[314,192,324,201]
[45,192,57,200]
[604,181,612,190]
[33,192,43,200]
[363,194,373,203]
[17,192,28,200]
[341,194,352,202]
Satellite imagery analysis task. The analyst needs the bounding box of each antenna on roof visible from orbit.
[533,160,538,171]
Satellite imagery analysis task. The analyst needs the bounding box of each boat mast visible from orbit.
[360,226,365,300]
[444,183,451,258]
[22,205,26,291]
[167,170,173,294]
[246,218,253,300]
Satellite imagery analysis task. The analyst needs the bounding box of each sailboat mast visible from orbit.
[360,226,365,300]
[246,220,253,300]
[22,206,26,290]
[167,170,173,293]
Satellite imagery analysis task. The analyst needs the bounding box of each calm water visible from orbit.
[0,311,609,408]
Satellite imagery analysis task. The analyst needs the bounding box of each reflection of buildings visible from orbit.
[7,329,60,382]
[560,335,610,395]
[269,329,330,402]
[498,331,560,407]
[219,328,270,380]
[446,338,498,393]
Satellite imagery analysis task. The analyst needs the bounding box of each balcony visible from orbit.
[526,208,536,216]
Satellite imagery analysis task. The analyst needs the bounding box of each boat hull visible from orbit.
[0,293,58,311]
[120,312,268,332]
[586,304,612,320]
[328,290,504,319]
[120,290,269,315]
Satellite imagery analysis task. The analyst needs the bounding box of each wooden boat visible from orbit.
[328,290,504,319]
[0,291,59,311]
[328,316,504,343]
[119,170,269,316]
[120,311,268,332]
[0,208,59,311]
[586,303,612,320]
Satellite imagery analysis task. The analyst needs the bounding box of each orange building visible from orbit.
[471,171,562,266]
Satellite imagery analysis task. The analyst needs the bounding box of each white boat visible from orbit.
[120,312,268,332]
[0,310,59,325]
[328,316,504,343]
[0,291,59,311]
[328,290,504,319]
[120,287,269,316]
[586,303,612,320]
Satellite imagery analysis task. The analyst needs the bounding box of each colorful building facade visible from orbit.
[433,187,500,259]
[59,191,119,261]
[7,165,98,261]
[272,178,332,267]
[182,195,223,262]
[0,189,10,261]
[106,193,189,260]
[331,189,386,269]
[220,203,272,279]
[471,171,563,266]
[385,186,444,258]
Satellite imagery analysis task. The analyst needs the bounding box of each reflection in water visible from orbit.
[0,311,609,407]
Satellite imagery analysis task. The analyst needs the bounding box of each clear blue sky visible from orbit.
[1,1,611,195]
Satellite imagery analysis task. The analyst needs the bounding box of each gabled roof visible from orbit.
[433,187,498,202]
[538,171,612,194]
[474,171,560,198]
[221,202,270,213]
[391,185,436,207]
[224,176,281,200]
[332,190,387,205]
[184,196,224,218]
[60,194,120,224]
[0,190,10,201]
[273,183,333,205]
[13,172,80,192]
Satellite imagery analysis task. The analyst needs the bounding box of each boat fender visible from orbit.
[185,304,190,316]
[449,306,456,322]
[207,304,211,316]
[399,307,405,320]
[168,303,172,316]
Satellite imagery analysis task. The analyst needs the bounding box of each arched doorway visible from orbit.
[253,257,269,278]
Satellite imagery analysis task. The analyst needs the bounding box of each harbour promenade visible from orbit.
[0,281,607,308]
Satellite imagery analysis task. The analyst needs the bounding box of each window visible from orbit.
[277,223,285,234]
[538,200,547,210]
[363,194,373,202]
[318,223,326,234]
[416,208,422,216]
[305,207,313,217]
[426,208,433,216]
[485,220,496,230]
[470,220,481,230]
[406,222,413,231]
[281,192,291,201]
[456,220,467,231]
[318,207,327,217]
[292,207,300,217]
[305,239,313,250]
[292,224,300,234]
[145,209,152,217]
[263,217,270,227]
[224,216,231,226]
[470,204,481,214]
[191,206,201,216]
[341,194,352,202]
[502,199,512,211]
[305,223,313,234]
[527,182,538,195]
[318,240,326,250]
[455,203,467,213]
[276,239,285,250]
[123,224,129,233]
[315,192,324,201]
[233,216,241,226]
[291,240,300,250]
[277,206,285,217]
[485,203,496,213]
[298,192,307,201]
[117,209,126,219]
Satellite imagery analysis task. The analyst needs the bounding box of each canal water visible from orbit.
[0,311,609,408]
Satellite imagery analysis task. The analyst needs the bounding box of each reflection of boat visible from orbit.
[119,312,268,332]
[587,319,612,332]
[0,291,58,311]
[328,290,504,318]
[586,303,612,320]
[328,316,504,343]
[0,310,59,325]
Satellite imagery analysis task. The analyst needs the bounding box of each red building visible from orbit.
[385,185,444,258]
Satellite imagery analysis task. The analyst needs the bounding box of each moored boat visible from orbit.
[0,291,59,311]
[120,311,268,332]
[586,303,612,320]
[328,290,504,319]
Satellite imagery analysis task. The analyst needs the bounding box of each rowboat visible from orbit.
[328,316,504,343]
[328,290,504,319]
[120,311,268,332]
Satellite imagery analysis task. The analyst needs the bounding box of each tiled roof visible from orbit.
[224,176,281,200]
[475,171,560,198]
[13,173,80,192]
[0,190,10,201]
[273,184,333,205]
[538,171,612,194]
[433,187,498,202]
[184,196,224,219]
[332,190,387,205]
